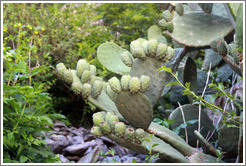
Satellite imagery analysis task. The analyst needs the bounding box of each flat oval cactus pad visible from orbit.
[97,42,132,75]
[115,91,153,129]
[170,11,234,47]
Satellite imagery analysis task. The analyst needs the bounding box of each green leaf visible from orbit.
[165,81,180,87]
[152,143,159,148]
[20,155,28,163]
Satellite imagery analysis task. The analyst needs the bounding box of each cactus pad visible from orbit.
[130,57,167,106]
[89,65,97,76]
[115,91,153,129]
[97,42,132,75]
[170,11,234,47]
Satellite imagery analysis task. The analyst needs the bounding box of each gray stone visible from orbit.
[77,146,101,163]
[72,135,84,144]
[202,49,223,71]
[218,125,240,156]
[51,141,69,154]
[64,140,96,155]
[49,134,67,142]
[216,63,234,83]
[59,154,70,163]
[169,104,215,147]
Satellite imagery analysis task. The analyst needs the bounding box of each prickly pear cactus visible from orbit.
[55,7,228,161]
[162,4,234,47]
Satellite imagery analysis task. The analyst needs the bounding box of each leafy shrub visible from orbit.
[2,18,67,163]
[96,3,164,46]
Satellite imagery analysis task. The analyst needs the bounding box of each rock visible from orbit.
[169,104,215,147]
[50,134,67,142]
[59,154,70,163]
[84,134,95,142]
[44,138,54,145]
[102,155,121,163]
[215,63,233,83]
[72,135,84,144]
[218,125,240,157]
[202,49,223,71]
[169,85,189,108]
[51,140,70,154]
[53,121,67,128]
[77,146,101,163]
[66,135,74,144]
[66,155,81,161]
[64,140,97,155]
[197,68,212,93]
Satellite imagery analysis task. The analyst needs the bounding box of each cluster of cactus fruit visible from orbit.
[55,3,243,163]
[91,111,145,144]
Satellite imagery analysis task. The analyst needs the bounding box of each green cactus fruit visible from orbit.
[130,40,146,60]
[81,70,92,84]
[210,37,224,52]
[228,43,239,64]
[198,3,213,14]
[114,122,126,137]
[156,43,168,60]
[108,77,122,93]
[167,22,174,33]
[90,65,97,76]
[135,128,145,143]
[120,51,133,67]
[63,69,73,84]
[121,75,131,91]
[217,41,228,57]
[162,46,175,62]
[105,112,119,129]
[76,59,90,78]
[162,10,173,22]
[129,77,141,93]
[90,75,103,85]
[56,63,67,77]
[148,39,158,57]
[141,40,150,56]
[124,128,136,141]
[158,19,168,30]
[81,83,91,98]
[140,75,150,92]
[175,3,184,16]
[71,81,83,95]
[93,112,105,126]
[91,126,103,137]
[106,83,117,101]
[99,121,111,135]
[91,80,103,98]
